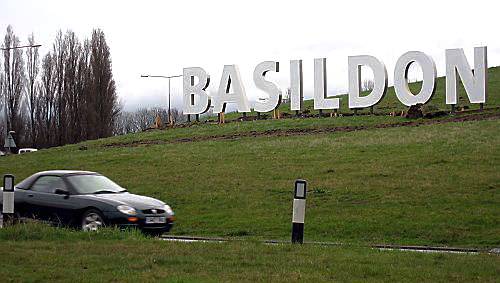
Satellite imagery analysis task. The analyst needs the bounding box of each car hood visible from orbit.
[90,192,165,210]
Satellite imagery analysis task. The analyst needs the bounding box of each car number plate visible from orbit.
[146,217,166,224]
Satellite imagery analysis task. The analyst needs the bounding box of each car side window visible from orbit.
[30,176,66,194]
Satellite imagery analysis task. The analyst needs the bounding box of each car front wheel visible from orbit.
[81,209,105,231]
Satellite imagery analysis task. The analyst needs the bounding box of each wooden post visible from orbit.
[154,114,162,129]
[168,113,174,127]
[273,109,281,119]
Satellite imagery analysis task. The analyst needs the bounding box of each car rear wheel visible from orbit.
[81,209,105,231]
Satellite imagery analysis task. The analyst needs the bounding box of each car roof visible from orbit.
[36,170,99,177]
[16,170,100,189]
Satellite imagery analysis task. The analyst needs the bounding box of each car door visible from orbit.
[25,176,78,224]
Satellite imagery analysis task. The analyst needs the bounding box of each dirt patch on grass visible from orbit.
[103,111,500,148]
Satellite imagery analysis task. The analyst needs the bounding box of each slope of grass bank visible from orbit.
[0,223,498,282]
[2,118,499,248]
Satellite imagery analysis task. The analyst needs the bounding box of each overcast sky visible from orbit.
[1,0,499,111]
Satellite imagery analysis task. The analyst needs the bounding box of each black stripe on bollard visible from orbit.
[291,222,304,243]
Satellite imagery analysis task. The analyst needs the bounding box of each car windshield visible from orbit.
[67,174,126,194]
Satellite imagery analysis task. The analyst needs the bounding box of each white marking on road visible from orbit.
[377,247,478,255]
[158,237,484,255]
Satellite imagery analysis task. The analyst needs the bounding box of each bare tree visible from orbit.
[89,29,120,139]
[134,108,154,131]
[113,106,186,136]
[114,111,139,135]
[63,31,82,142]
[170,108,185,123]
[1,26,120,148]
[53,30,67,145]
[39,52,56,147]
[0,55,4,142]
[25,33,40,146]
[76,39,92,141]
[362,79,374,92]
[2,25,26,142]
[0,118,4,143]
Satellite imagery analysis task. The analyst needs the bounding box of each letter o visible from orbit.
[394,51,437,106]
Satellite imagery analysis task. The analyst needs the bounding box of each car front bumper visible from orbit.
[104,212,175,232]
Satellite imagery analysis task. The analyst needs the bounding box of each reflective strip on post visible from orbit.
[292,199,305,223]
[2,192,14,214]
[292,179,307,244]
[2,174,15,214]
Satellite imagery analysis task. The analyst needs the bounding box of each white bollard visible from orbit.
[2,174,15,226]
[291,179,307,244]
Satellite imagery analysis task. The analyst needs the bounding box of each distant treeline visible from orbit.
[114,107,185,135]
[0,25,120,149]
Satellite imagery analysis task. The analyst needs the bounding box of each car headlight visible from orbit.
[117,205,137,215]
[164,204,174,215]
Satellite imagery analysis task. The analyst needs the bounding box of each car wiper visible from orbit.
[118,189,128,193]
[92,190,119,194]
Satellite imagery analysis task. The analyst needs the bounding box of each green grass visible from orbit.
[91,114,409,146]
[0,223,498,282]
[2,118,499,248]
[0,221,147,241]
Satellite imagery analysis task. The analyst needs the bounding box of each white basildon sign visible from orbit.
[182,47,488,114]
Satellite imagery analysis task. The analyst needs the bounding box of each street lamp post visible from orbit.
[141,74,183,126]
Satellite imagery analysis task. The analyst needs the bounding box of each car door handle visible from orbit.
[28,194,34,197]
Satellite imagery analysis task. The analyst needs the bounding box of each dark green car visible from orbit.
[1,170,175,235]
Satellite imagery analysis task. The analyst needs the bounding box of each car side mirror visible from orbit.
[54,188,70,196]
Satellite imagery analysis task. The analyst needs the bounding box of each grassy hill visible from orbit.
[4,114,498,247]
[0,67,498,281]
